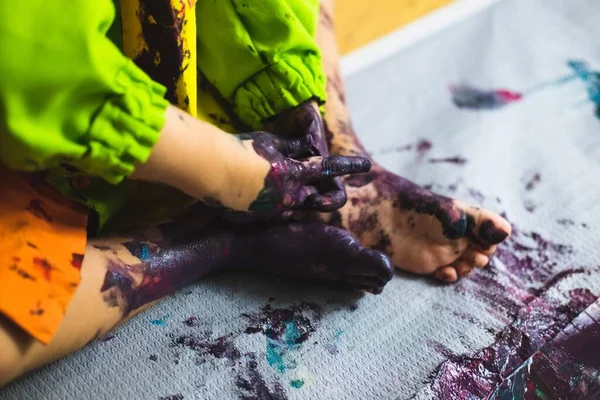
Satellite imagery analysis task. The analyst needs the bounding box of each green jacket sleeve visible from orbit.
[0,0,169,184]
[196,0,326,129]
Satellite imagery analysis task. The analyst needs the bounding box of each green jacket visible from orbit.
[0,0,325,232]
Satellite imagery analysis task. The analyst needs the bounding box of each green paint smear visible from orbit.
[290,380,305,389]
[535,388,548,399]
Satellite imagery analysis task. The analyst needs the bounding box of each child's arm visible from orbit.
[0,0,368,218]
[130,105,370,219]
[0,0,167,185]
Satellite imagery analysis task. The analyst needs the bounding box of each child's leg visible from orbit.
[0,205,391,386]
[315,1,511,282]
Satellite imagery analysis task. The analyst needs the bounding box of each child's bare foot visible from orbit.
[322,167,511,282]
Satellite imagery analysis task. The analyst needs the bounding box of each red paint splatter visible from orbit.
[11,257,20,262]
[495,89,523,102]
[33,257,53,281]
[26,199,53,223]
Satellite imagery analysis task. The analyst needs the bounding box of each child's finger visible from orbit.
[300,156,371,181]
[306,177,347,211]
[277,134,314,158]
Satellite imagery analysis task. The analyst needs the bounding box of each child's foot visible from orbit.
[312,2,510,282]
[323,166,511,282]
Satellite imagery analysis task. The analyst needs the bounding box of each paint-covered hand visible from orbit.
[226,131,371,222]
[264,101,349,212]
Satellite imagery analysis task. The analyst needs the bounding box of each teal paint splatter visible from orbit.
[150,314,170,326]
[139,244,151,262]
[290,380,305,389]
[266,322,301,373]
[285,321,301,347]
[567,60,600,118]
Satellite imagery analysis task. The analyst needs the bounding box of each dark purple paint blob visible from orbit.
[236,353,288,400]
[449,85,523,110]
[159,395,184,400]
[183,317,201,327]
[172,334,240,366]
[524,200,536,213]
[376,139,431,157]
[525,173,541,191]
[428,156,468,165]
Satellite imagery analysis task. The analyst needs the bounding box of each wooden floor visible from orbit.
[334,0,454,54]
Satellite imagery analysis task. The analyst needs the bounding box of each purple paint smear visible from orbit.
[487,300,600,399]
[449,85,523,110]
[428,156,468,165]
[426,213,599,399]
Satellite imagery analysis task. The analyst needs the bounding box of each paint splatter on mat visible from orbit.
[449,85,523,110]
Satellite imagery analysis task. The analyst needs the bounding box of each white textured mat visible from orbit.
[3,0,600,399]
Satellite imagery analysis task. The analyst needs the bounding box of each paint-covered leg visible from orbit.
[315,1,511,282]
[0,207,391,386]
[102,207,393,313]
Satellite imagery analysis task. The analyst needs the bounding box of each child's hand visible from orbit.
[221,131,370,222]
[264,101,347,212]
